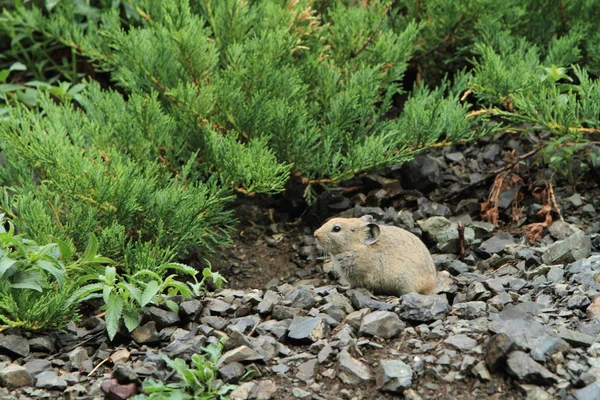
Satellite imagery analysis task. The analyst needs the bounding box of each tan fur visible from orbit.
[314,217,436,296]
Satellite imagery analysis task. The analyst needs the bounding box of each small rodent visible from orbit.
[314,215,436,296]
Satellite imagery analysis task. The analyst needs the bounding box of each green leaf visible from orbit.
[35,259,65,287]
[52,237,74,260]
[122,306,141,332]
[66,282,105,306]
[10,271,45,292]
[9,62,26,72]
[119,282,143,305]
[159,262,198,277]
[0,70,9,84]
[0,256,18,279]
[83,233,99,261]
[163,298,179,313]
[140,280,160,307]
[104,266,117,287]
[105,293,124,340]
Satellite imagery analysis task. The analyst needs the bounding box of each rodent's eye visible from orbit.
[332,225,341,233]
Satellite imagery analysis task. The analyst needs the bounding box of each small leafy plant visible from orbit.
[133,340,237,400]
[69,237,228,340]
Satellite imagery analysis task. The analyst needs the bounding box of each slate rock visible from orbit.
[452,301,488,319]
[448,259,470,275]
[506,351,558,385]
[272,305,307,320]
[179,299,203,320]
[444,334,478,351]
[324,292,355,314]
[471,361,491,381]
[489,310,554,350]
[548,220,582,240]
[35,370,67,390]
[418,217,474,253]
[479,232,515,255]
[376,360,412,393]
[146,306,181,329]
[338,350,372,385]
[530,334,570,362]
[0,334,30,358]
[256,320,289,340]
[399,155,441,192]
[359,311,406,339]
[296,359,318,382]
[28,336,55,353]
[565,193,583,208]
[164,335,207,359]
[288,317,329,343]
[542,231,592,265]
[484,333,514,372]
[24,359,52,377]
[0,364,34,388]
[555,326,596,347]
[69,346,88,370]
[286,286,316,310]
[206,298,234,314]
[257,291,281,314]
[131,321,161,344]
[218,345,264,365]
[200,316,229,330]
[112,365,138,384]
[572,379,600,400]
[100,378,137,400]
[397,294,450,322]
[347,289,394,311]
[219,362,246,383]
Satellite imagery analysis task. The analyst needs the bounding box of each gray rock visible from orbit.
[567,295,591,310]
[489,310,554,351]
[296,359,318,382]
[292,387,311,398]
[146,306,181,328]
[206,298,233,314]
[28,336,55,353]
[100,379,137,400]
[272,305,307,320]
[421,202,452,218]
[444,334,478,351]
[399,155,441,192]
[338,350,372,385]
[448,260,470,275]
[219,362,245,383]
[317,345,334,364]
[471,221,496,239]
[228,315,260,334]
[542,231,592,265]
[345,309,370,331]
[565,193,583,208]
[548,220,582,240]
[164,335,207,359]
[397,294,450,322]
[0,335,30,358]
[376,360,412,393]
[479,232,515,255]
[69,347,88,370]
[286,286,316,310]
[112,365,138,384]
[555,326,596,347]
[179,299,203,320]
[572,379,600,400]
[35,370,67,390]
[359,311,406,339]
[347,289,394,311]
[0,364,33,388]
[324,293,355,314]
[320,303,346,323]
[287,317,330,343]
[530,335,570,362]
[471,361,491,381]
[485,333,514,372]
[418,217,474,253]
[200,316,229,330]
[251,336,279,361]
[452,301,488,319]
[256,319,289,340]
[24,359,52,377]
[218,345,263,365]
[506,351,558,385]
[131,321,161,344]
[257,290,281,314]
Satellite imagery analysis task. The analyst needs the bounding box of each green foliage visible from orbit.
[133,340,237,400]
[0,214,109,330]
[69,239,227,340]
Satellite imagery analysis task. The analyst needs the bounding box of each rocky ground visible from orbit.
[1,134,600,399]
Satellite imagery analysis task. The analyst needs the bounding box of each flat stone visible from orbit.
[338,350,372,385]
[376,360,412,393]
[489,312,554,351]
[24,359,52,377]
[324,293,355,314]
[28,336,55,353]
[506,351,558,385]
[292,387,311,398]
[256,319,289,340]
[485,333,514,372]
[347,289,394,311]
[272,305,307,320]
[110,349,131,364]
[206,299,233,314]
[479,232,515,255]
[0,364,34,388]
[359,311,405,339]
[100,378,137,400]
[146,306,181,328]
[397,294,450,322]
[286,286,316,310]
[530,334,570,362]
[112,365,138,384]
[555,326,596,347]
[257,290,281,314]
[251,336,278,361]
[296,359,318,382]
[164,335,207,359]
[0,335,30,358]
[542,231,592,265]
[452,301,487,319]
[35,370,67,390]
[471,361,491,381]
[572,379,600,400]
[317,345,334,364]
[287,317,329,343]
[219,362,245,383]
[548,220,582,240]
[444,334,478,351]
[69,347,88,370]
[179,299,203,320]
[131,321,161,344]
[218,346,264,365]
[200,316,229,330]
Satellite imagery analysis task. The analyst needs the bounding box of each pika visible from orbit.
[314,215,436,296]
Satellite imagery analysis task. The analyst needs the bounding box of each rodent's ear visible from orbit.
[363,223,380,245]
[360,215,374,223]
